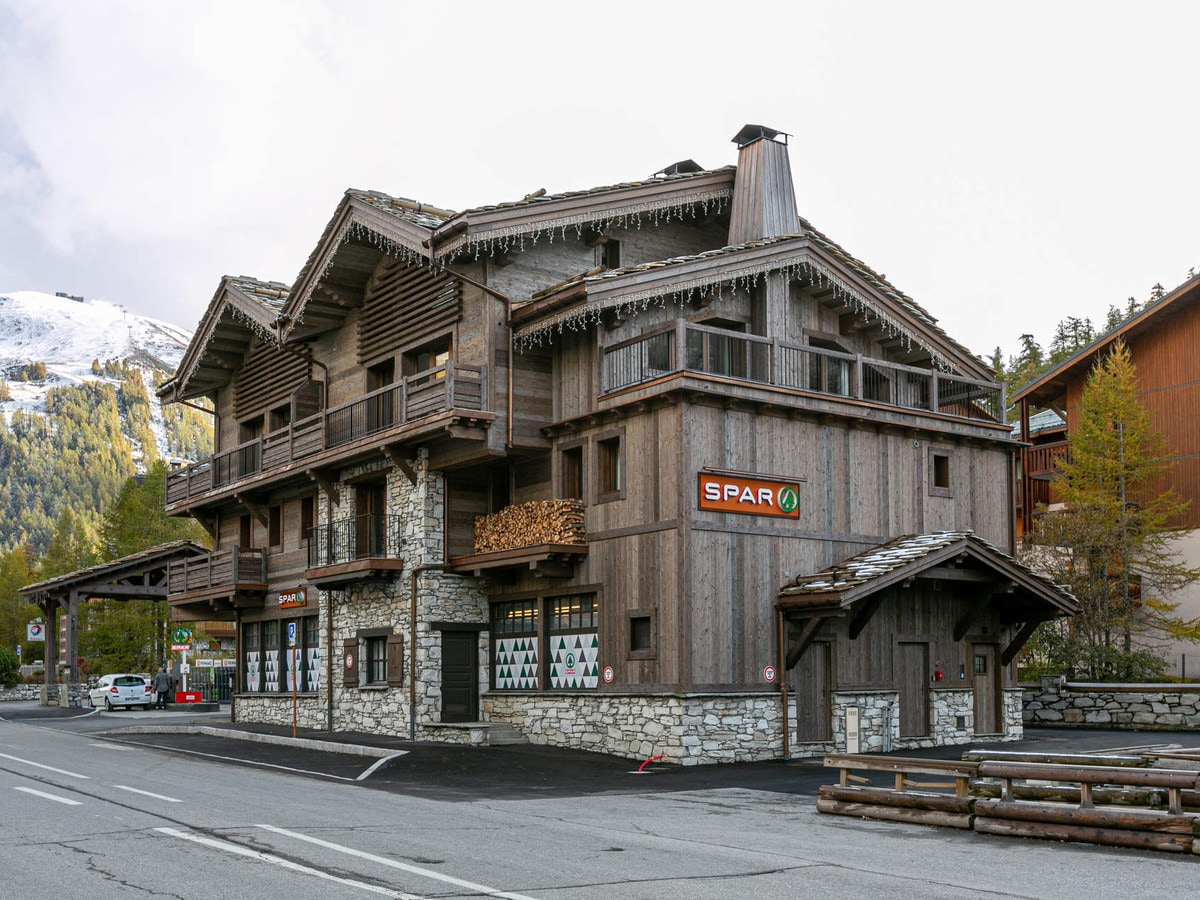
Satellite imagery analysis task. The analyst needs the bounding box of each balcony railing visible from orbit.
[167,547,266,595]
[166,361,486,505]
[1022,440,1070,480]
[307,514,405,569]
[602,321,1004,424]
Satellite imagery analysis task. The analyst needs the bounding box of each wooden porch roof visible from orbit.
[19,540,210,604]
[777,531,1077,621]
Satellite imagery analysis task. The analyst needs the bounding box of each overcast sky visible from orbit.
[2,2,1198,364]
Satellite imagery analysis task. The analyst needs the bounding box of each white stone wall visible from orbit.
[485,692,788,765]
[1024,677,1200,728]
[831,691,898,753]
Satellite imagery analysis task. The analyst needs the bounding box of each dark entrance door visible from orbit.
[441,630,478,723]
[972,643,1001,733]
[897,642,930,737]
[793,641,831,742]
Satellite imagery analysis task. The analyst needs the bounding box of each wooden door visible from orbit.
[441,630,479,723]
[972,643,1001,733]
[354,482,386,558]
[898,642,929,737]
[793,641,831,742]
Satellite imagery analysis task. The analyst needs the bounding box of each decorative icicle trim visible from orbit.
[435,192,732,264]
[514,254,952,371]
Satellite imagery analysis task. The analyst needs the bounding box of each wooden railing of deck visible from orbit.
[167,547,266,594]
[165,361,487,505]
[1023,440,1070,479]
[602,322,1004,424]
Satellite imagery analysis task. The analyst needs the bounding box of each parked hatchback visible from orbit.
[89,674,153,711]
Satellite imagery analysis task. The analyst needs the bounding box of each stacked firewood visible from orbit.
[473,500,585,553]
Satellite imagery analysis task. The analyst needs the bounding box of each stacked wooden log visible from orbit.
[474,500,585,554]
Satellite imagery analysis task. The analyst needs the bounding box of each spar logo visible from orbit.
[698,472,804,519]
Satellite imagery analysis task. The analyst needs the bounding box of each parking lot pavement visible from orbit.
[4,700,1198,801]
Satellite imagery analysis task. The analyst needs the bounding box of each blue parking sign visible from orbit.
[287,622,296,646]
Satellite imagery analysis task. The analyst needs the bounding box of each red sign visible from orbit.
[174,691,202,703]
[698,473,802,518]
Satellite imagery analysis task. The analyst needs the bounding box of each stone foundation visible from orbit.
[1024,677,1200,729]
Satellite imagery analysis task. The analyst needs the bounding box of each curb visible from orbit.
[107,724,405,759]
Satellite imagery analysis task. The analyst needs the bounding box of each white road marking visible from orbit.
[14,786,82,805]
[89,742,141,750]
[156,828,420,898]
[112,784,182,802]
[0,752,89,779]
[258,824,538,900]
[357,752,407,781]
[125,741,358,780]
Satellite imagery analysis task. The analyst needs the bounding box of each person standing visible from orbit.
[153,666,172,710]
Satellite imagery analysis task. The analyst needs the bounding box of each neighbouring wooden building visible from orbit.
[158,125,1074,761]
[1015,272,1200,678]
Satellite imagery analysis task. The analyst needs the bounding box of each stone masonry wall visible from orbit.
[235,451,489,740]
[485,692,793,765]
[1024,676,1200,729]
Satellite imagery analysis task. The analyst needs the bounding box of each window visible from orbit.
[268,505,282,548]
[269,403,291,433]
[930,449,953,497]
[630,615,653,652]
[600,239,621,269]
[299,496,314,544]
[403,336,451,380]
[807,336,851,397]
[242,616,320,694]
[491,593,599,691]
[243,621,261,692]
[597,433,623,500]
[365,635,388,685]
[974,653,988,675]
[561,444,584,501]
[262,620,280,692]
[239,515,252,549]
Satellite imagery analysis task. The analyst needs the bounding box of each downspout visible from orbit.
[778,608,789,758]
[325,493,335,733]
[409,563,448,742]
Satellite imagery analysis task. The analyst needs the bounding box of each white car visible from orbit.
[89,673,153,711]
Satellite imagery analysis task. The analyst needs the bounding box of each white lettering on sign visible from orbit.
[707,481,777,506]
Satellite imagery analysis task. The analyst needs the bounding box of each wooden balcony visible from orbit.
[601,321,1005,424]
[166,547,268,617]
[1023,440,1070,480]
[305,513,406,589]
[448,501,588,580]
[166,361,488,507]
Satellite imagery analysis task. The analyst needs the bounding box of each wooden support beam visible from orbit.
[918,566,996,583]
[381,447,417,485]
[849,592,888,640]
[235,493,269,527]
[1002,620,1042,666]
[306,469,340,505]
[785,617,825,669]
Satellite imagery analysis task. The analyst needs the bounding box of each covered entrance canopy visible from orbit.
[777,531,1078,671]
[19,540,209,690]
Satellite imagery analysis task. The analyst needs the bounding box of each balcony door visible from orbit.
[355,481,386,559]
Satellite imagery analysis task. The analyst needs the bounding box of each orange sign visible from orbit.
[279,588,308,609]
[698,473,802,518]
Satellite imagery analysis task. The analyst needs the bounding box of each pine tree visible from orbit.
[1024,339,1200,680]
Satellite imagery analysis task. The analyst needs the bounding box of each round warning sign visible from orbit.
[763,665,777,682]
[603,666,614,684]
[344,653,354,669]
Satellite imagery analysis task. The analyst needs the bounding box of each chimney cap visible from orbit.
[653,159,704,177]
[732,124,788,148]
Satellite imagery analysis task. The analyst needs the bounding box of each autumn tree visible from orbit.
[1023,339,1200,680]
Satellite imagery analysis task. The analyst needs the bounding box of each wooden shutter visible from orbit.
[386,634,405,686]
[342,637,359,687]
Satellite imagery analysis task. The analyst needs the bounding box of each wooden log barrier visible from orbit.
[961,750,1150,768]
[817,798,973,830]
[973,815,1196,854]
[976,761,1200,815]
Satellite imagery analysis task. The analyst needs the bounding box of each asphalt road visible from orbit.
[4,700,1200,899]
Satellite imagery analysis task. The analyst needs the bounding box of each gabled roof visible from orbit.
[1014,271,1200,407]
[280,170,738,342]
[777,531,1077,620]
[158,276,288,403]
[513,221,990,379]
[20,540,210,601]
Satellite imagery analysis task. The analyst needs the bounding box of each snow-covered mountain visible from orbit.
[0,290,196,467]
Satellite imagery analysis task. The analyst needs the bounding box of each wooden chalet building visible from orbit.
[159,125,1074,761]
[1015,272,1200,678]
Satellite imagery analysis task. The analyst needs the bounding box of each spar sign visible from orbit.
[698,471,802,519]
